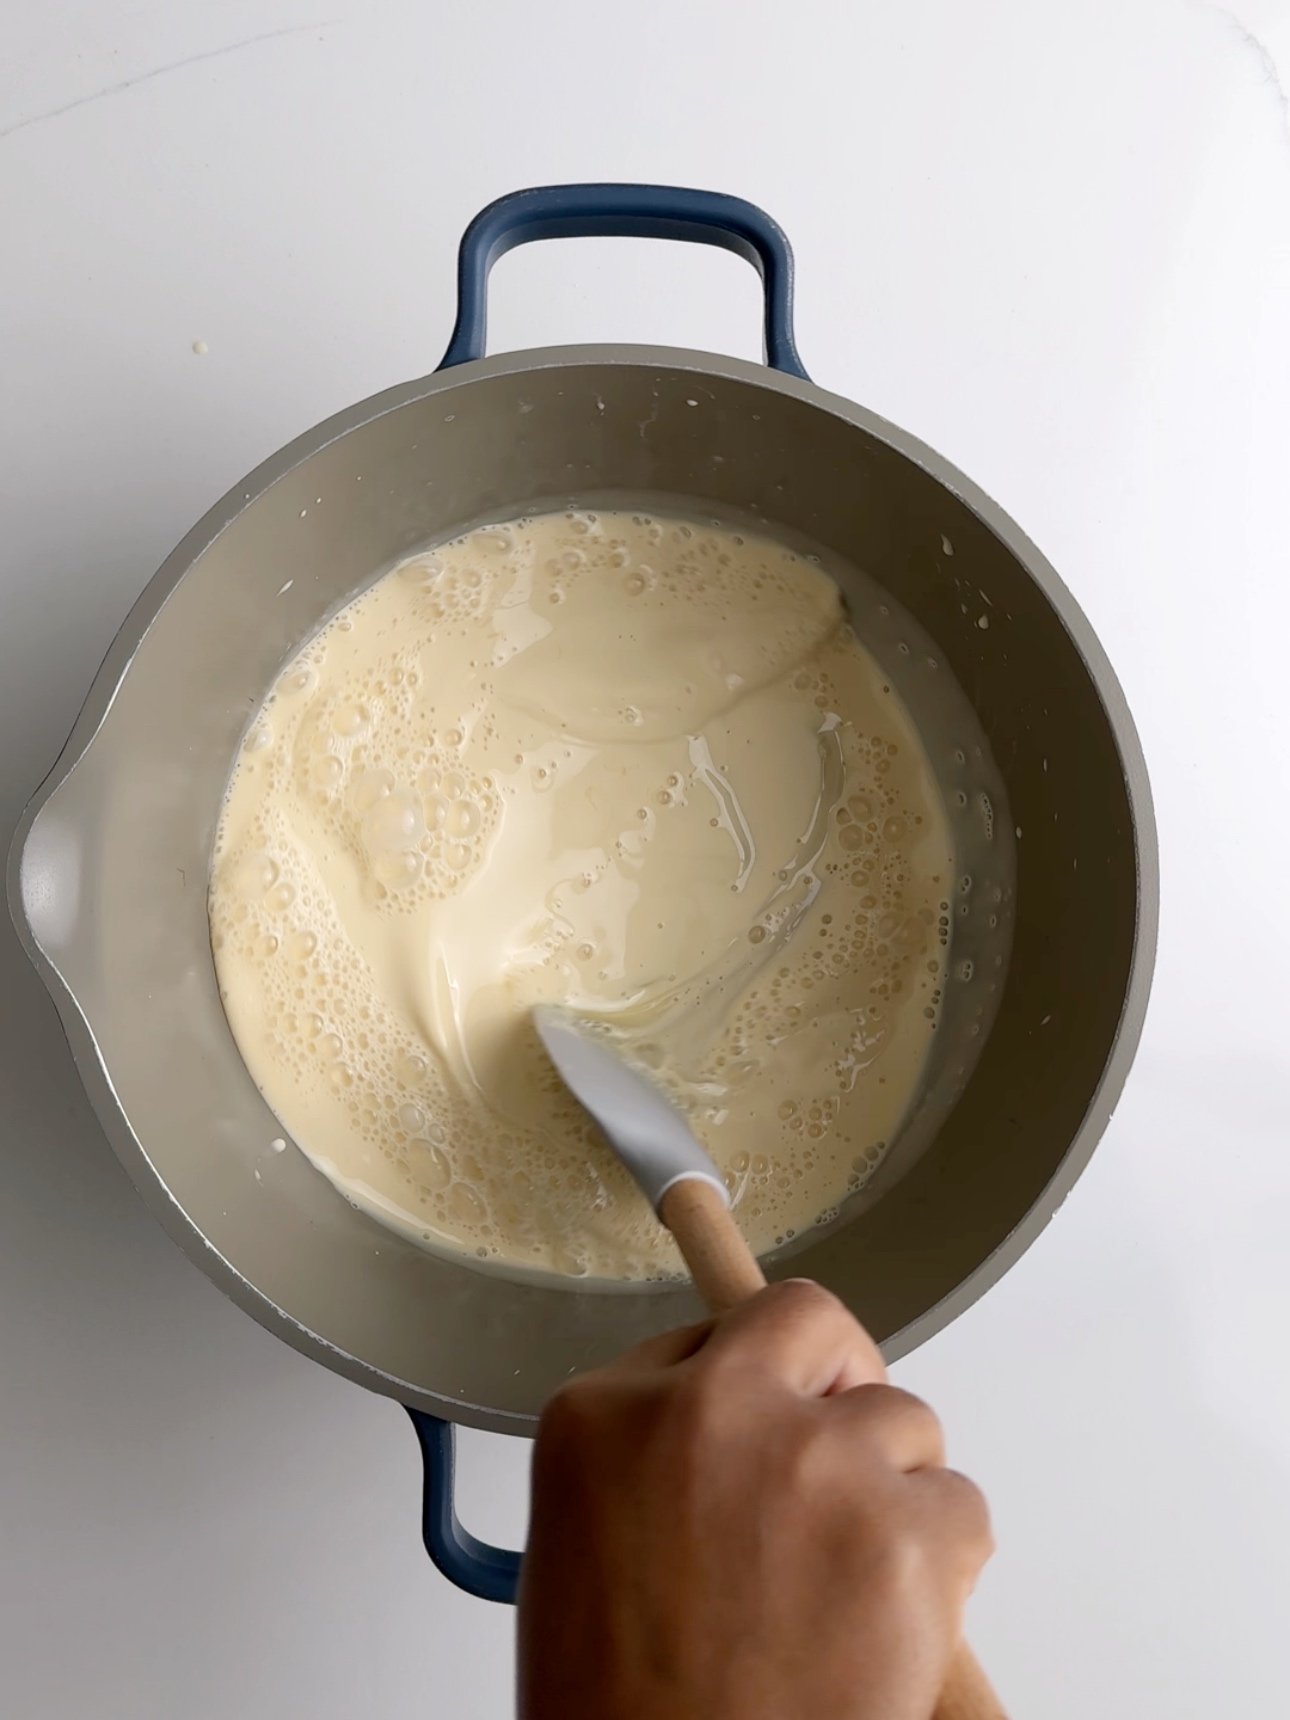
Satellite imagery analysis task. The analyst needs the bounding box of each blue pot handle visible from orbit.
[409,184,807,1608]
[406,1409,522,1604]
[438,181,809,379]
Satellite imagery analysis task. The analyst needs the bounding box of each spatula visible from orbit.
[534,1004,764,1308]
[533,1004,1006,1720]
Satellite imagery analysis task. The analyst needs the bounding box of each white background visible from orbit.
[3,1,1289,1714]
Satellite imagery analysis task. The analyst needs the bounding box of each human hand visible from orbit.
[518,1279,993,1720]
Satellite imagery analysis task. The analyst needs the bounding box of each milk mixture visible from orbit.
[210,511,960,1280]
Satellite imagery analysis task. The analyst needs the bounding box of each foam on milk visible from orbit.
[210,510,964,1280]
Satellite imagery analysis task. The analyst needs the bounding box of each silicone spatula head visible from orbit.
[532,1005,729,1214]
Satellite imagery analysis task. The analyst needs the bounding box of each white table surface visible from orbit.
[3,2,1289,1714]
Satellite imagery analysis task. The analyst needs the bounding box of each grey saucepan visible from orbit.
[8,184,1157,1599]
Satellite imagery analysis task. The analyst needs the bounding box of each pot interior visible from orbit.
[18,352,1149,1427]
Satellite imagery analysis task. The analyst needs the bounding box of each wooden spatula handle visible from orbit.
[659,1177,767,1308]
[657,1175,1007,1720]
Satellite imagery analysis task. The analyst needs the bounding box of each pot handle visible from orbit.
[437,182,810,379]
[406,1408,522,1603]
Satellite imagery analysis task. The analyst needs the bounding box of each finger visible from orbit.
[700,1278,886,1397]
[602,1318,714,1374]
[832,1383,946,1471]
[913,1466,995,1583]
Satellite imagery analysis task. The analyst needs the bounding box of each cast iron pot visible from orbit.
[8,184,1157,1601]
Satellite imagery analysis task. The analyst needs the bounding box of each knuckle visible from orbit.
[891,1385,939,1423]
[760,1278,859,1344]
[938,1468,995,1557]
[840,1382,945,1462]
[858,1382,931,1420]
[887,1385,945,1445]
[772,1277,848,1320]
[537,1374,606,1445]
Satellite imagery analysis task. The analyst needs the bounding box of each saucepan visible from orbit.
[7,183,1157,1601]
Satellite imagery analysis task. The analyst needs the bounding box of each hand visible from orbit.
[518,1279,992,1720]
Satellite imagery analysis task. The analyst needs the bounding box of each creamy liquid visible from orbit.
[210,510,959,1280]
